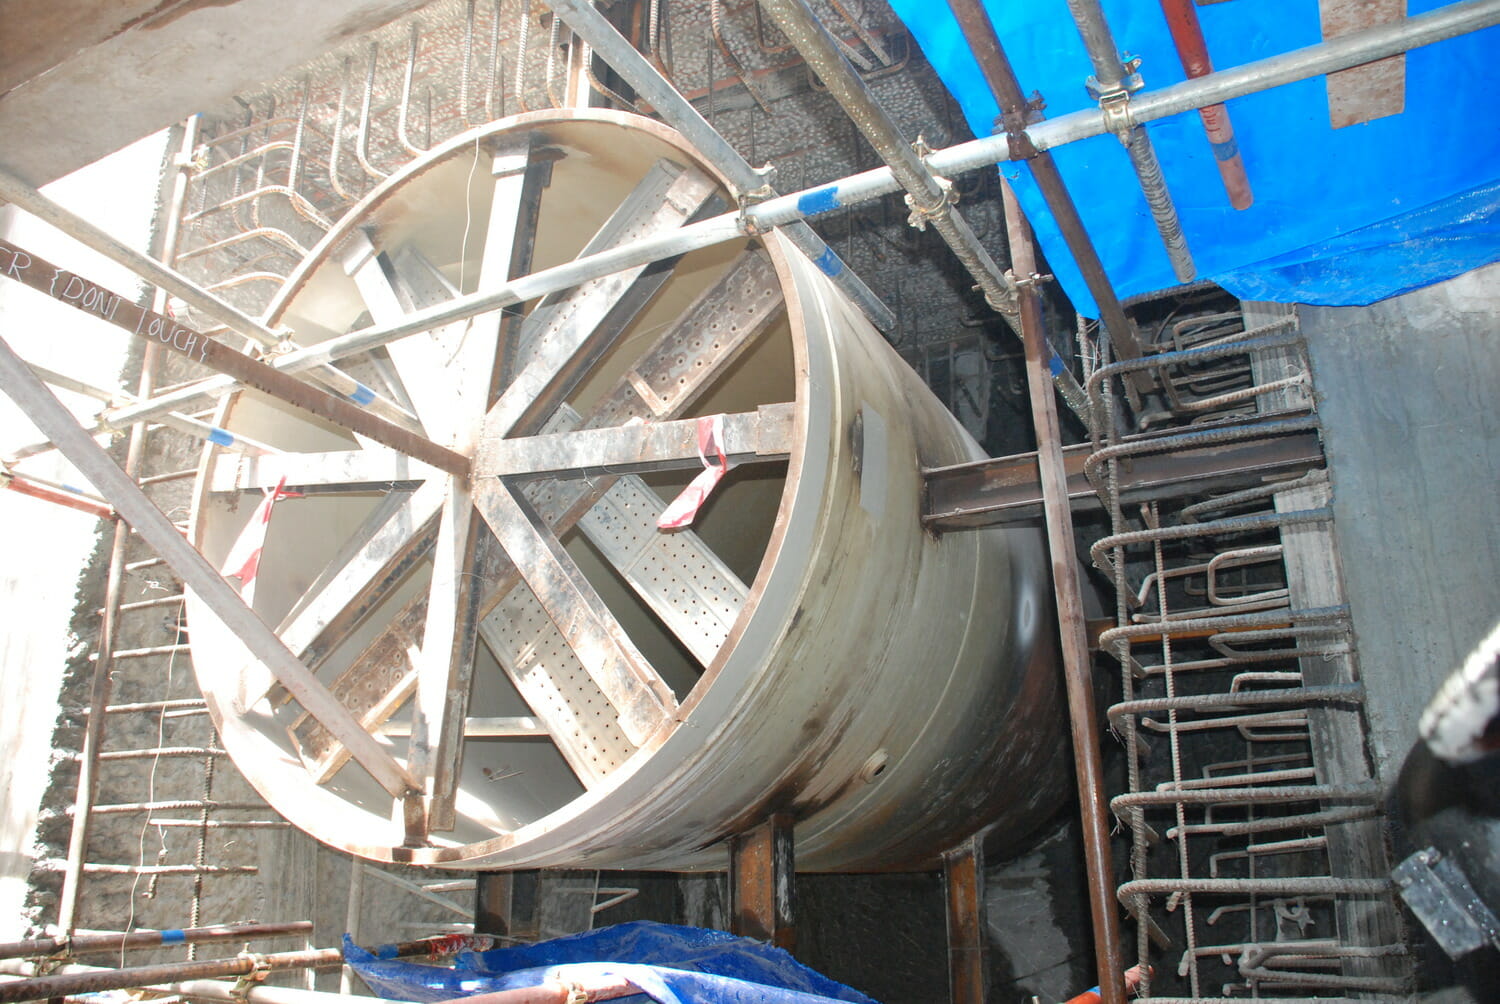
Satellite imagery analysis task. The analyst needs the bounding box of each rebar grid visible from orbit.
[1089,303,1407,998]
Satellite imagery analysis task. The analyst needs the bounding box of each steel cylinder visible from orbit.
[186,110,1068,871]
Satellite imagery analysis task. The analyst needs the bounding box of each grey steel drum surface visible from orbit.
[186,110,1068,871]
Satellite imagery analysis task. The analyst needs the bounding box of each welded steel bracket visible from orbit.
[1393,846,1500,958]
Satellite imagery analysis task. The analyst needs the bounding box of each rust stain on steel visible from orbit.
[0,239,469,477]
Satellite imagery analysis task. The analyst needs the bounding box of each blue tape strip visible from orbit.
[351,382,377,406]
[796,187,841,217]
[62,484,85,496]
[813,246,844,277]
[208,428,235,448]
[1048,354,1066,377]
[159,929,187,945]
[1210,136,1240,162]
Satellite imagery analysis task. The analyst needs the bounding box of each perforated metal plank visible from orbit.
[477,590,638,787]
[290,594,425,783]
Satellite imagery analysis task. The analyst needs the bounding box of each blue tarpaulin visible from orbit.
[345,922,881,1004]
[886,0,1500,312]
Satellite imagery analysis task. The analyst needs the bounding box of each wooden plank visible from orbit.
[472,480,675,746]
[475,403,794,479]
[1320,0,1406,128]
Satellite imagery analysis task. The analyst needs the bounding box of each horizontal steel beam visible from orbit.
[923,428,1324,530]
[475,403,794,479]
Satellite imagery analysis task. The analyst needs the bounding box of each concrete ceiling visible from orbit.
[0,0,425,185]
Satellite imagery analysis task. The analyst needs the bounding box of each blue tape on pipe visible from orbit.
[814,246,844,277]
[1049,354,1066,377]
[159,929,187,944]
[351,382,376,406]
[797,187,841,217]
[208,428,235,448]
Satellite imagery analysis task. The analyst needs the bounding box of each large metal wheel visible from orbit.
[188,110,1067,871]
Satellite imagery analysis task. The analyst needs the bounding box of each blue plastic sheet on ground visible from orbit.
[887,0,1500,312]
[345,921,881,1004]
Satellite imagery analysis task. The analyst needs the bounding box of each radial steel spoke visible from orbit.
[484,160,719,440]
[208,448,439,494]
[242,479,444,711]
[406,482,487,836]
[476,403,794,479]
[473,479,675,746]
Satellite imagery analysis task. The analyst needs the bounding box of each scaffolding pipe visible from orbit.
[1064,0,1195,281]
[0,239,467,478]
[0,167,419,433]
[755,0,1095,429]
[0,918,313,960]
[1158,0,1253,209]
[942,0,1147,398]
[0,963,407,1004]
[0,334,420,800]
[23,0,1500,439]
[754,0,1019,319]
[0,934,485,1004]
[999,177,1125,1004]
[542,0,896,333]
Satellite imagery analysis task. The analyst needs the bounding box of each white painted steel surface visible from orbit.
[186,111,1067,871]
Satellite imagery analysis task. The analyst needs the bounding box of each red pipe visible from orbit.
[2,473,113,520]
[1158,0,1254,210]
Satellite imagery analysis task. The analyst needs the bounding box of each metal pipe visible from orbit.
[0,934,483,1004]
[12,0,1494,441]
[943,0,1147,395]
[542,0,896,333]
[1158,0,1253,209]
[0,923,313,962]
[0,962,411,1004]
[431,978,642,1004]
[0,469,112,519]
[0,166,419,432]
[0,238,466,478]
[1000,178,1126,1004]
[0,333,420,800]
[755,0,1097,427]
[1064,0,1195,281]
[756,0,1017,317]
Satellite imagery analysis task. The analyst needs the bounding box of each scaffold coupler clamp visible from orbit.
[230,952,272,1000]
[735,164,778,236]
[904,136,959,232]
[1086,55,1144,146]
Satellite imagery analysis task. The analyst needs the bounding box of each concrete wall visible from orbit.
[1300,262,1500,786]
[0,134,165,939]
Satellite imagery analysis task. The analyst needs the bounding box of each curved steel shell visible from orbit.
[186,110,1068,871]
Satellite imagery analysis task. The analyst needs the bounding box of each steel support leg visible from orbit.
[944,836,988,1004]
[729,813,795,951]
